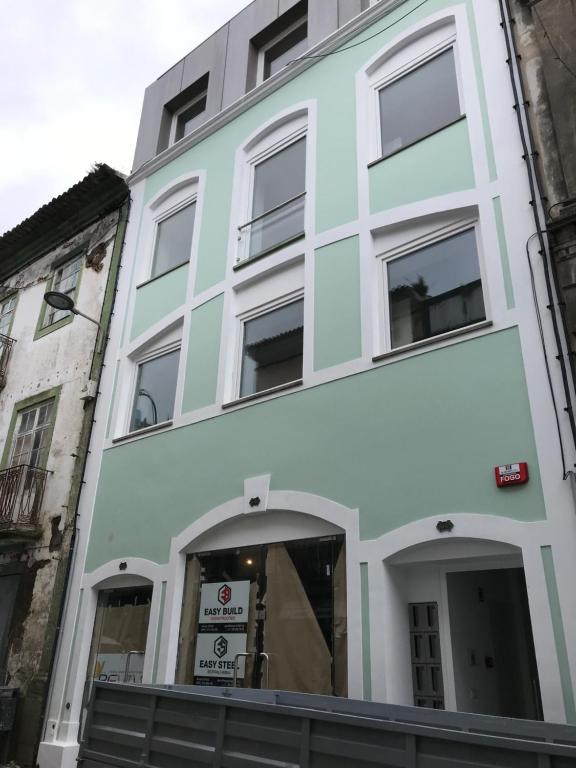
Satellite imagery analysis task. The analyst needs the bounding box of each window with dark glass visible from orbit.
[263,21,308,80]
[240,299,304,397]
[130,349,179,431]
[0,294,16,337]
[42,255,82,327]
[387,229,485,349]
[247,137,306,259]
[378,48,461,158]
[10,400,54,468]
[174,91,207,142]
[151,204,195,279]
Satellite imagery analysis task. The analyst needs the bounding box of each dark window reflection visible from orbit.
[264,23,308,79]
[152,204,196,279]
[388,229,485,349]
[379,48,461,158]
[240,300,304,397]
[175,94,207,141]
[249,137,306,258]
[130,349,180,431]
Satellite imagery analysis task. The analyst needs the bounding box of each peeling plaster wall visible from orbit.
[0,208,121,766]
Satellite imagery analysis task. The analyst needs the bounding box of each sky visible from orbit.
[0,0,252,235]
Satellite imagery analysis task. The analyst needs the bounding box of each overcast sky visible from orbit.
[0,0,251,235]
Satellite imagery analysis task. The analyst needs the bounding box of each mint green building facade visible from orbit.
[39,2,576,765]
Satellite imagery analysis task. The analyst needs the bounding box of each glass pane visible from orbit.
[248,195,305,258]
[0,295,15,336]
[252,138,306,218]
[264,23,308,79]
[175,95,207,141]
[379,48,460,157]
[240,300,304,397]
[44,256,82,327]
[130,349,180,431]
[176,536,346,695]
[151,204,196,278]
[249,138,306,257]
[86,587,152,685]
[387,229,485,349]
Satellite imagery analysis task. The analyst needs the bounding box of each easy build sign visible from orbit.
[193,580,250,685]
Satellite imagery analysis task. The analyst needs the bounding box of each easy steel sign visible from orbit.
[193,580,250,685]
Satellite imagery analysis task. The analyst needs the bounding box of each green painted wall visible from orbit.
[182,294,224,413]
[541,546,576,723]
[369,119,476,213]
[360,563,372,701]
[137,0,488,307]
[492,196,515,310]
[131,265,188,341]
[314,236,362,370]
[87,327,544,570]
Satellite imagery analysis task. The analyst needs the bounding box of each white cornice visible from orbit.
[128,0,408,186]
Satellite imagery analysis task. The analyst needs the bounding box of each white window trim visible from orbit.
[236,119,308,268]
[115,333,182,439]
[374,216,490,357]
[139,178,199,286]
[168,90,207,147]
[148,197,197,283]
[256,16,308,85]
[228,287,305,404]
[365,18,464,163]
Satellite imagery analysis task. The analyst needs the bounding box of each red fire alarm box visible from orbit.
[495,462,529,487]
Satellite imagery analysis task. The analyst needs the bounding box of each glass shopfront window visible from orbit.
[175,536,347,696]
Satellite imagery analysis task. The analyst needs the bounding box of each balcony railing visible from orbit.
[0,333,15,390]
[0,465,49,530]
[236,192,305,267]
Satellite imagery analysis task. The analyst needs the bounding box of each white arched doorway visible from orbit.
[156,489,362,697]
[372,530,547,720]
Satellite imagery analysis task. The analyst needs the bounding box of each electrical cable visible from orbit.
[289,0,429,63]
[526,231,567,478]
[533,6,576,82]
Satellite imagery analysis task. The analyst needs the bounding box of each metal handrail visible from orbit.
[0,464,50,528]
[238,191,306,231]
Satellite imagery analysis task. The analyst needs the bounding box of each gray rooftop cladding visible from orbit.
[133,0,368,171]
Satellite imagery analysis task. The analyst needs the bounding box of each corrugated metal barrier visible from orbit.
[79,682,576,767]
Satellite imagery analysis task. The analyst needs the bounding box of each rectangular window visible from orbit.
[240,299,304,398]
[173,91,207,142]
[263,21,307,80]
[386,229,485,349]
[0,295,16,337]
[130,349,180,432]
[42,255,82,328]
[151,203,196,279]
[248,137,306,260]
[378,48,461,158]
[10,400,54,468]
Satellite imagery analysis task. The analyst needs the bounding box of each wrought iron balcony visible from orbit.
[0,465,49,533]
[0,333,15,390]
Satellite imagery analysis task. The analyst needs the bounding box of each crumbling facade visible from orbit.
[0,165,128,766]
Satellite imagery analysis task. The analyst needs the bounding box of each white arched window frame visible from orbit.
[364,17,464,164]
[113,321,183,440]
[137,175,200,286]
[372,209,492,357]
[233,109,309,268]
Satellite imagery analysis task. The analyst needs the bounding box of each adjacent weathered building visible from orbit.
[0,165,128,766]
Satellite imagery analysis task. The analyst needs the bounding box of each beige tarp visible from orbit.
[263,542,332,694]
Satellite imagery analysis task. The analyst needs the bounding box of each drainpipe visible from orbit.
[34,197,130,762]
[499,0,576,461]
